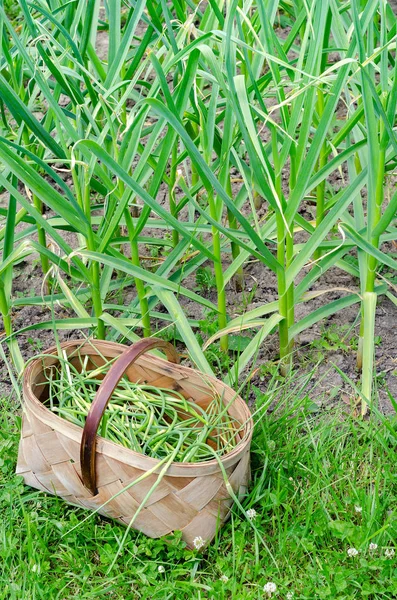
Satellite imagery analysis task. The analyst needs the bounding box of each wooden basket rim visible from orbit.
[22,340,253,477]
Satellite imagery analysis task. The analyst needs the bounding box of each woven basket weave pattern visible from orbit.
[17,341,252,548]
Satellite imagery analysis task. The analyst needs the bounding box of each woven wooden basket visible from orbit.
[17,339,253,548]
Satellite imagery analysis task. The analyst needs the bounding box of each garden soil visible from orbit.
[1,183,396,416]
[0,15,396,416]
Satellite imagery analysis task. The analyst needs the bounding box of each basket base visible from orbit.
[17,413,250,548]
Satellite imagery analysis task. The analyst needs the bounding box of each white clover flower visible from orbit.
[219,574,229,583]
[267,440,276,451]
[263,581,277,596]
[347,547,359,557]
[385,548,395,558]
[369,543,378,551]
[158,565,165,573]
[193,536,205,550]
[354,505,362,514]
[246,508,257,520]
[286,593,294,600]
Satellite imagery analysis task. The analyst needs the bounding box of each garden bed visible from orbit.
[1,1,397,598]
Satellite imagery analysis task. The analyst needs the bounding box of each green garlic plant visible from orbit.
[0,0,396,412]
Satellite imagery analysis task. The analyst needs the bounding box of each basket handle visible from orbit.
[80,338,179,494]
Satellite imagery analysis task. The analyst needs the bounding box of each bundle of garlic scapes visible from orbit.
[42,352,241,463]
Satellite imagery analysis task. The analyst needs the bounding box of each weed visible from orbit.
[195,267,217,294]
[26,338,43,352]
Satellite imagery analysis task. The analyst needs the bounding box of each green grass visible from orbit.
[2,373,397,600]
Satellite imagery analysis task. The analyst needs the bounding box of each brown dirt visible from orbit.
[0,15,396,416]
[1,226,396,415]
[1,108,396,413]
[389,0,397,14]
